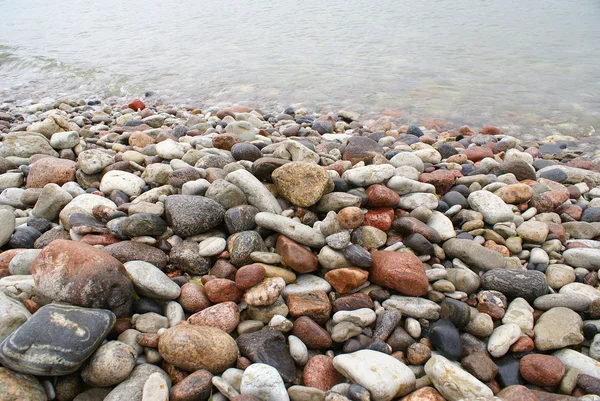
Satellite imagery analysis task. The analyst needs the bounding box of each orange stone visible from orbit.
[275,235,318,274]
[370,251,429,296]
[324,268,369,294]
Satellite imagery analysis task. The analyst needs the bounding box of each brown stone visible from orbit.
[178,282,212,313]
[461,352,498,382]
[169,369,213,401]
[337,207,364,229]
[343,136,384,165]
[30,239,133,314]
[530,390,578,401]
[496,183,534,204]
[129,132,154,147]
[324,268,369,294]
[276,235,318,273]
[332,293,375,313]
[510,335,535,353]
[136,333,160,348]
[577,374,600,396]
[407,343,431,365]
[419,170,457,195]
[557,204,583,220]
[158,324,238,374]
[235,264,266,290]
[480,126,502,135]
[292,316,332,350]
[168,168,202,189]
[210,259,237,280]
[497,385,540,401]
[363,208,394,231]
[392,217,442,243]
[400,387,445,401]
[26,158,76,188]
[231,396,261,401]
[303,355,344,391]
[188,302,240,334]
[463,146,494,162]
[272,162,333,207]
[79,233,120,246]
[370,251,429,296]
[531,191,570,213]
[0,367,47,401]
[212,134,241,151]
[365,184,400,208]
[519,354,565,387]
[104,241,168,269]
[477,301,505,320]
[204,279,242,304]
[287,291,332,325]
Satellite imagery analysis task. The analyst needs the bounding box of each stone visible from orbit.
[169,241,212,275]
[240,363,290,401]
[198,237,226,256]
[104,364,171,401]
[77,149,114,175]
[563,248,600,270]
[534,293,590,311]
[517,221,549,244]
[0,303,114,375]
[292,316,332,350]
[283,274,332,298]
[226,169,282,214]
[342,164,395,187]
[205,179,247,209]
[487,323,521,358]
[534,307,583,351]
[370,251,429,296]
[519,354,565,387]
[31,183,73,221]
[0,291,30,343]
[468,191,514,224]
[288,291,332,325]
[164,195,225,237]
[123,261,181,300]
[461,352,498,382]
[26,157,76,188]
[169,369,213,401]
[204,278,242,303]
[424,354,493,401]
[303,355,344,391]
[399,387,445,401]
[383,296,441,320]
[554,349,600,380]
[0,209,15,248]
[100,170,145,197]
[344,136,384,164]
[158,324,238,374]
[442,239,507,271]
[30,239,133,313]
[480,269,547,303]
[1,132,58,158]
[225,205,260,233]
[81,341,136,387]
[188,302,239,334]
[244,277,286,307]
[237,328,296,383]
[428,319,462,361]
[497,385,539,401]
[59,194,117,230]
[272,162,333,207]
[333,350,416,401]
[324,268,369,294]
[0,367,47,401]
[256,212,326,248]
[104,241,167,269]
[276,235,319,273]
[142,372,169,401]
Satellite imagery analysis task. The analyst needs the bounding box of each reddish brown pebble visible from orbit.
[324,268,369,294]
[204,278,242,303]
[399,387,445,401]
[370,250,429,296]
[363,208,395,231]
[338,207,364,229]
[136,333,159,348]
[169,369,213,401]
[365,184,400,208]
[407,343,431,365]
[212,134,242,151]
[235,264,266,290]
[209,259,238,280]
[419,169,457,195]
[23,299,40,314]
[129,132,154,147]
[276,235,318,273]
[287,291,332,325]
[497,385,539,401]
[26,158,76,188]
[332,293,374,313]
[303,355,344,391]
[178,282,212,313]
[463,146,494,162]
[188,302,240,334]
[236,357,252,370]
[477,301,505,320]
[128,99,146,111]
[519,354,565,388]
[510,335,535,353]
[292,316,332,350]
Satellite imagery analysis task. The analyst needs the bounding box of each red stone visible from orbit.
[235,264,266,290]
[169,369,212,401]
[0,249,25,269]
[292,316,332,350]
[365,184,400,208]
[188,302,240,334]
[480,126,503,136]
[303,355,344,391]
[287,291,332,325]
[324,268,369,294]
[203,279,242,304]
[497,385,539,401]
[510,335,535,353]
[363,208,394,231]
[463,146,494,162]
[128,99,146,111]
[79,234,121,246]
[212,134,242,151]
[275,236,318,273]
[419,170,457,195]
[178,282,212,313]
[370,251,429,296]
[519,354,565,387]
[337,207,364,229]
[531,191,570,213]
[332,293,375,313]
[26,157,76,188]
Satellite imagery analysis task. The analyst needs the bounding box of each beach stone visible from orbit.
[288,385,325,401]
[283,274,332,298]
[288,291,332,325]
[0,209,15,248]
[517,221,549,244]
[561,282,600,302]
[424,354,494,401]
[343,136,384,164]
[231,142,262,161]
[30,239,133,313]
[292,316,332,350]
[429,319,462,361]
[2,132,58,158]
[225,205,259,233]
[480,269,547,303]
[240,363,289,401]
[164,195,225,237]
[398,193,438,210]
[204,278,242,303]
[324,268,368,294]
[333,350,416,401]
[468,191,514,224]
[81,341,136,387]
[519,354,565,387]
[546,264,576,290]
[169,369,213,401]
[104,364,171,401]
[188,302,239,334]
[382,296,440,320]
[461,352,498,382]
[315,193,362,213]
[0,367,47,401]
[440,298,471,328]
[389,152,425,172]
[554,349,600,380]
[276,235,319,273]
[534,307,583,351]
[496,385,538,401]
[8,249,41,275]
[256,212,325,248]
[77,149,114,175]
[534,293,590,311]
[370,250,428,296]
[342,164,395,187]
[563,248,600,270]
[169,240,212,275]
[0,303,114,375]
[26,157,76,188]
[342,244,372,269]
[205,179,247,209]
[120,213,167,238]
[0,291,30,343]
[158,324,237,374]
[399,387,445,401]
[502,298,534,335]
[198,237,226,256]
[236,264,266,290]
[443,239,507,271]
[304,355,344,391]
[59,194,117,230]
[100,170,145,197]
[123,261,180,300]
[244,277,286,307]
[272,162,333,207]
[237,328,296,383]
[31,183,72,221]
[226,121,257,141]
[142,372,169,401]
[104,241,167,269]
[495,183,533,204]
[226,169,282,214]
[228,230,266,267]
[427,211,456,241]
[366,184,400,208]
[487,323,521,358]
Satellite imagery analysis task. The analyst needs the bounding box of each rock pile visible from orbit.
[1,97,600,400]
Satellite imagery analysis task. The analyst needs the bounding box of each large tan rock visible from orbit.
[272,161,333,207]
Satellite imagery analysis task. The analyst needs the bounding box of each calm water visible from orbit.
[1,0,599,136]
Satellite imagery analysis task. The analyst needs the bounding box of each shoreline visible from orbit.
[1,96,600,400]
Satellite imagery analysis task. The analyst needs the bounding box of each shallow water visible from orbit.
[1,0,599,135]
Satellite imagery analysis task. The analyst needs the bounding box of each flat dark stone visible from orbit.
[0,304,115,376]
[227,231,266,267]
[481,269,547,303]
[494,354,523,387]
[224,205,259,234]
[104,241,167,269]
[119,213,168,238]
[236,328,296,383]
[440,298,471,328]
[342,244,372,268]
[374,309,402,341]
[252,158,290,182]
[164,195,225,237]
[428,319,462,361]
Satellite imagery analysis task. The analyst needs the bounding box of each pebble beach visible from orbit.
[2,95,600,401]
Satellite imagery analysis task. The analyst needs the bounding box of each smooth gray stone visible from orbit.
[103,363,171,401]
[443,238,508,271]
[534,293,591,312]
